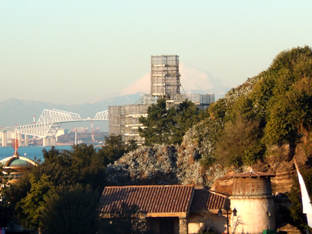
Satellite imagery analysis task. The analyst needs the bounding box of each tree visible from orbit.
[139,99,202,145]
[68,144,106,190]
[98,135,137,166]
[1,172,31,229]
[31,144,107,191]
[288,167,312,231]
[15,174,54,233]
[10,144,108,233]
[213,114,262,166]
[41,184,99,234]
[171,100,203,144]
[139,99,176,145]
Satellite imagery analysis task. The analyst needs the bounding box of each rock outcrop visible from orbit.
[105,139,230,187]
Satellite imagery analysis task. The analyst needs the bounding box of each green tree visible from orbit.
[288,167,312,231]
[139,99,176,145]
[263,90,312,145]
[1,173,31,229]
[139,99,202,145]
[31,144,107,191]
[213,114,262,166]
[15,174,54,234]
[171,100,203,144]
[98,135,137,165]
[68,144,106,190]
[41,184,99,234]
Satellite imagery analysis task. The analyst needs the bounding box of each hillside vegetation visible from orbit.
[195,46,312,167]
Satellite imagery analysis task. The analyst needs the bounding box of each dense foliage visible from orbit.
[1,135,137,233]
[139,99,203,145]
[288,168,312,231]
[196,46,312,167]
[41,184,99,234]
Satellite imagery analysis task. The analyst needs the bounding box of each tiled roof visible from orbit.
[191,189,226,211]
[99,185,194,214]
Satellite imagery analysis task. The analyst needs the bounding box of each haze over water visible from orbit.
[0,145,73,162]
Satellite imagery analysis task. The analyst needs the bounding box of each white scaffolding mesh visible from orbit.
[151,55,180,97]
[109,104,149,144]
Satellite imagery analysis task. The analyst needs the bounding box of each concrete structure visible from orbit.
[1,131,30,147]
[229,170,276,234]
[1,131,7,147]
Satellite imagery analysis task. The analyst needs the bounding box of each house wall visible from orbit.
[188,213,227,234]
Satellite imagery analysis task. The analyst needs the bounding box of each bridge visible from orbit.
[1,109,108,147]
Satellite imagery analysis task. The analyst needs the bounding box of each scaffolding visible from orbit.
[109,104,149,144]
[108,55,215,144]
[151,55,181,98]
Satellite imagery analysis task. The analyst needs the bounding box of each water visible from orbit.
[0,145,73,162]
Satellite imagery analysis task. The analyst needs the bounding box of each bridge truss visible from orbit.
[15,109,109,137]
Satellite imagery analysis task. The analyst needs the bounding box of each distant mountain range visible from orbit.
[0,91,226,132]
[0,93,144,130]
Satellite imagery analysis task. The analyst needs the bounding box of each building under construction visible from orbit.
[108,55,215,144]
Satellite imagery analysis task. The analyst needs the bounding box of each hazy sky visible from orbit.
[1,1,312,105]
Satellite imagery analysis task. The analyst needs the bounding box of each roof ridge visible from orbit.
[105,184,195,189]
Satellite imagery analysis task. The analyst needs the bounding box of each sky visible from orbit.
[1,1,312,105]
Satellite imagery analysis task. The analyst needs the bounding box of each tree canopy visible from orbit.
[199,46,312,167]
[1,137,137,233]
[139,99,203,145]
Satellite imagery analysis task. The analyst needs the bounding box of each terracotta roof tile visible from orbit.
[190,189,226,211]
[99,185,194,214]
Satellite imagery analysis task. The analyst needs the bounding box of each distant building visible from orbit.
[108,55,215,144]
